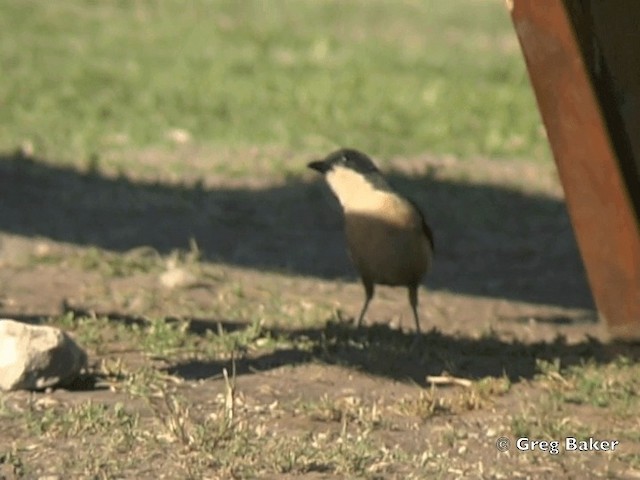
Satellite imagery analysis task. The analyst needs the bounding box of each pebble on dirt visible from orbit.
[0,319,87,391]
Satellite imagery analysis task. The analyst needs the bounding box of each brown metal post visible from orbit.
[508,0,640,339]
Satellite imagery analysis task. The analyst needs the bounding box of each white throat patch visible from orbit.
[325,165,392,212]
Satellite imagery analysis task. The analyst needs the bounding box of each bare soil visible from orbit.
[0,151,639,479]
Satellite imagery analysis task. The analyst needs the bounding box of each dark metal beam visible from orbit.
[509,0,640,339]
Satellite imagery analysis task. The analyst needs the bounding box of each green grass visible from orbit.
[2,309,638,478]
[4,2,636,478]
[0,0,547,172]
[509,357,640,443]
[537,357,639,413]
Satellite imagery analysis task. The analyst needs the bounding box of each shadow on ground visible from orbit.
[13,312,634,387]
[0,151,592,310]
[164,319,640,386]
[88,313,640,385]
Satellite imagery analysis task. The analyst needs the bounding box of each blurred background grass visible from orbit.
[0,0,548,172]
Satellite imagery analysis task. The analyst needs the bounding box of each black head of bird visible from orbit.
[308,148,434,342]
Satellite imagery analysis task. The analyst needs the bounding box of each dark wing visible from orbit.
[407,198,435,252]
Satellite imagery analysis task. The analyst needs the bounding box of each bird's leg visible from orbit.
[408,285,422,335]
[408,285,423,348]
[355,281,374,328]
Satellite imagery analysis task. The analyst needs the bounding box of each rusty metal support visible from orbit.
[509,0,640,339]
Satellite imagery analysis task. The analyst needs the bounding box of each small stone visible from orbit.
[160,267,197,289]
[34,242,52,257]
[0,319,87,391]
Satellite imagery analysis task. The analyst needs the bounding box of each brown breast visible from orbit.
[344,195,431,287]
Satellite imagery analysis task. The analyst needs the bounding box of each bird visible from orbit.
[308,148,434,340]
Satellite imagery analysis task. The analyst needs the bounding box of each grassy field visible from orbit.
[1,1,639,479]
[1,0,547,172]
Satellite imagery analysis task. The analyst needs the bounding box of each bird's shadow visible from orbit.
[0,151,593,310]
[159,318,638,386]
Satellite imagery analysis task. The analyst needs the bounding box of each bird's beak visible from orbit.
[307,160,330,174]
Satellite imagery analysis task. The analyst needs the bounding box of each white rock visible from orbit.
[159,266,197,289]
[0,319,87,391]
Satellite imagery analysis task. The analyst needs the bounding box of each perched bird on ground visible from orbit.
[308,148,434,339]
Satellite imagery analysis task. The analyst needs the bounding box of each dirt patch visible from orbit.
[1,152,638,479]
